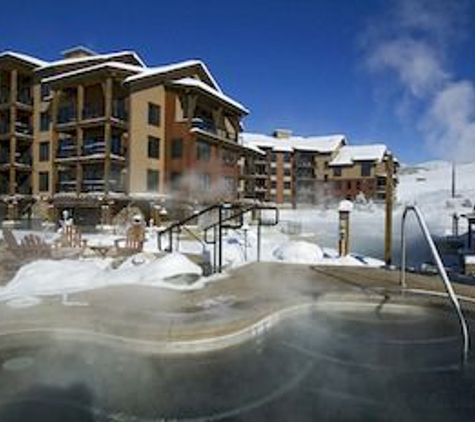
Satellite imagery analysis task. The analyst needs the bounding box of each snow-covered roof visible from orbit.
[37,50,146,70]
[124,60,222,93]
[171,77,248,114]
[0,51,48,67]
[42,61,144,84]
[330,144,387,166]
[243,143,266,155]
[241,132,346,153]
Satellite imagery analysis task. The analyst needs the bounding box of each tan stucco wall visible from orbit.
[128,85,166,194]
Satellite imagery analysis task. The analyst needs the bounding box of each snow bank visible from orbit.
[273,241,324,264]
[0,253,203,302]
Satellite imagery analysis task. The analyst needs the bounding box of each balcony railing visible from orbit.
[82,139,123,156]
[57,141,77,158]
[57,181,77,193]
[15,121,33,136]
[191,118,237,142]
[82,179,123,193]
[57,107,77,125]
[17,185,32,195]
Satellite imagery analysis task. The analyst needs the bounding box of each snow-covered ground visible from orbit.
[1,160,472,304]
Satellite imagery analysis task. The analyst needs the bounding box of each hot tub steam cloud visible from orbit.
[363,0,475,163]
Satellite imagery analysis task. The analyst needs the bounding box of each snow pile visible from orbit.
[0,253,203,302]
[273,241,324,264]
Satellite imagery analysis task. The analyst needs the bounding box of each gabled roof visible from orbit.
[0,51,48,67]
[37,50,146,71]
[171,77,248,114]
[329,144,388,166]
[124,59,222,93]
[42,61,144,84]
[242,132,347,153]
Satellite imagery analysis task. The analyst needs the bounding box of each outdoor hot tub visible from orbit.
[0,289,474,421]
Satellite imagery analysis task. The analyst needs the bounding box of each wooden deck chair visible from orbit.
[53,224,88,258]
[114,225,145,256]
[3,229,52,260]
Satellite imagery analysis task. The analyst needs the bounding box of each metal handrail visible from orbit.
[400,205,470,364]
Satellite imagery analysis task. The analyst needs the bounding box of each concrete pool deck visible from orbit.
[0,263,475,353]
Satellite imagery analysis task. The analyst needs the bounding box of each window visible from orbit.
[147,169,160,192]
[284,167,291,176]
[171,138,183,159]
[347,181,352,190]
[271,180,277,189]
[361,162,372,177]
[333,167,342,177]
[222,149,236,166]
[198,173,211,190]
[41,84,50,100]
[39,172,49,191]
[148,136,160,159]
[271,166,277,175]
[284,181,292,190]
[148,103,161,126]
[39,142,49,162]
[196,140,211,161]
[283,152,292,162]
[40,112,50,132]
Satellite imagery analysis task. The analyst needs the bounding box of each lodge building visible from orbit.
[240,130,398,207]
[0,47,248,223]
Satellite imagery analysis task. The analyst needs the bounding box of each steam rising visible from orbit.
[363,0,475,162]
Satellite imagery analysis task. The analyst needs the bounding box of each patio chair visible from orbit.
[3,229,52,260]
[53,224,88,258]
[114,225,145,256]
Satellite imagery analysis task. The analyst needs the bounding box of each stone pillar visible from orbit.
[6,199,18,221]
[47,202,57,223]
[338,200,353,257]
[101,202,113,226]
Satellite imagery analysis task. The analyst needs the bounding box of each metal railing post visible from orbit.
[400,205,470,365]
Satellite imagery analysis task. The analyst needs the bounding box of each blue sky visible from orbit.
[1,0,474,164]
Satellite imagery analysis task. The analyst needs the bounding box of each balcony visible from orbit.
[57,180,77,193]
[82,105,104,121]
[17,88,33,106]
[14,121,33,137]
[82,179,123,193]
[57,107,77,125]
[82,138,123,157]
[0,122,8,136]
[112,100,128,121]
[15,153,32,168]
[57,141,77,159]
[191,118,237,142]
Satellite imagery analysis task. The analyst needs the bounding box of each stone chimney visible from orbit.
[273,129,292,139]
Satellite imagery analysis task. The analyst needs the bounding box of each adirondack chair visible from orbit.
[114,225,145,255]
[2,229,52,260]
[53,224,88,258]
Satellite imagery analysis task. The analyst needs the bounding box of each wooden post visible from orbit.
[385,154,394,267]
[103,78,113,195]
[50,89,61,194]
[338,200,352,256]
[9,69,17,196]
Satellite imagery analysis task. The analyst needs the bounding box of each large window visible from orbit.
[39,172,49,192]
[333,167,342,177]
[148,136,160,159]
[361,162,372,177]
[171,138,183,159]
[147,169,160,192]
[40,112,50,132]
[39,142,50,162]
[196,140,211,161]
[40,84,50,100]
[148,103,161,126]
